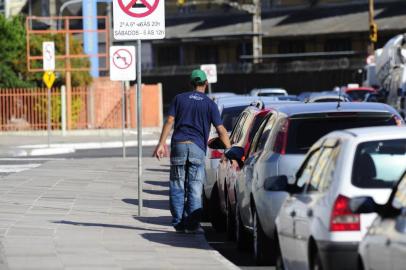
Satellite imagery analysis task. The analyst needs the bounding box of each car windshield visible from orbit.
[352,139,406,189]
[286,114,396,154]
[346,90,372,101]
[221,106,247,131]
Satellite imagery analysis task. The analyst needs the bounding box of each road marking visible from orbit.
[0,164,41,173]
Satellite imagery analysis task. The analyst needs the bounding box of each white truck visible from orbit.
[373,34,406,118]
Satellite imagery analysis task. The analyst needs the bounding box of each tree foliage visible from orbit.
[0,14,92,88]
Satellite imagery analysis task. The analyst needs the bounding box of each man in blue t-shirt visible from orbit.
[153,69,231,233]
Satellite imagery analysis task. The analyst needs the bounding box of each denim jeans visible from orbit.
[169,142,205,230]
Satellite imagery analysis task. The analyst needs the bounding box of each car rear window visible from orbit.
[221,106,247,131]
[352,139,406,189]
[346,90,372,101]
[286,114,396,154]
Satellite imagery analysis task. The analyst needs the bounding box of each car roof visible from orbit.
[218,96,280,108]
[340,126,406,138]
[266,102,399,116]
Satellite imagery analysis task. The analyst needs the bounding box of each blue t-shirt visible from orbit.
[168,91,223,152]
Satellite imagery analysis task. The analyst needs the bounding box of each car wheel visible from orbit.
[311,248,323,270]
[209,185,226,232]
[235,203,250,250]
[226,197,236,240]
[253,208,272,265]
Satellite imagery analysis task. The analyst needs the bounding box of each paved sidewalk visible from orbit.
[0,129,168,157]
[0,158,238,270]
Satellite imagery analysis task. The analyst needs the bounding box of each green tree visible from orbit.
[0,14,92,88]
[0,15,34,88]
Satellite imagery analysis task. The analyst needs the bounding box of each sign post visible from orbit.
[110,46,137,159]
[113,0,165,217]
[200,64,217,95]
[42,42,55,147]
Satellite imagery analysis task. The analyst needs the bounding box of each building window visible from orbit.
[157,46,180,66]
[324,38,352,52]
[278,40,305,54]
[195,45,218,64]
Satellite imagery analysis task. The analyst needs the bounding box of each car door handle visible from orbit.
[307,209,313,217]
[290,210,296,217]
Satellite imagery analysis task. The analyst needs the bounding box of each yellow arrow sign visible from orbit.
[42,71,56,89]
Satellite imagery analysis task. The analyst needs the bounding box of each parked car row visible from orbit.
[204,98,405,269]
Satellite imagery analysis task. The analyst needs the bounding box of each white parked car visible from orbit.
[274,126,406,270]
[250,88,288,97]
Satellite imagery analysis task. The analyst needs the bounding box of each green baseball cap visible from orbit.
[190,69,207,84]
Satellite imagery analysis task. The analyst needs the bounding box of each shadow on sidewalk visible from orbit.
[123,198,168,210]
[143,189,169,196]
[52,220,168,233]
[144,180,169,188]
[133,215,172,227]
[145,168,170,173]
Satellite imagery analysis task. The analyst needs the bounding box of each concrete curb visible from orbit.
[7,139,171,157]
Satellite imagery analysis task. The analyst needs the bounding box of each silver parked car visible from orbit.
[352,158,406,270]
[275,126,406,270]
[234,102,403,265]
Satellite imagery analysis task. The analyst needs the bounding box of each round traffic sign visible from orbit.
[113,48,133,69]
[118,0,159,18]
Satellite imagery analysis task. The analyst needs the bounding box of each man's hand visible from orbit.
[153,144,166,160]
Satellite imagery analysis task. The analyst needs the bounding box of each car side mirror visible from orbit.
[395,210,406,233]
[208,137,226,149]
[350,196,378,214]
[264,175,289,191]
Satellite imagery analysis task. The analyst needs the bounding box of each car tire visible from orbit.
[253,208,272,265]
[311,248,323,270]
[235,203,250,250]
[226,197,236,240]
[209,185,226,232]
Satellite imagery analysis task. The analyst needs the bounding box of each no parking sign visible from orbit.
[113,0,165,40]
[200,64,218,84]
[110,46,136,81]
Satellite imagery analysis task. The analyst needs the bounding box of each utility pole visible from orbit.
[215,0,263,63]
[368,0,377,55]
[252,0,262,64]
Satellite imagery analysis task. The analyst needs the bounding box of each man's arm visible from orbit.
[215,124,231,149]
[153,116,175,160]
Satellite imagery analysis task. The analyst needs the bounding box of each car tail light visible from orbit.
[210,149,223,159]
[392,115,404,126]
[273,119,289,155]
[330,195,360,232]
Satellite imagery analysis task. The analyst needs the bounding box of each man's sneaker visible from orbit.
[174,223,185,233]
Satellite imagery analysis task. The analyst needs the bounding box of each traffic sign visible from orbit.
[200,64,218,84]
[113,0,165,40]
[43,71,56,89]
[42,41,55,71]
[110,46,136,81]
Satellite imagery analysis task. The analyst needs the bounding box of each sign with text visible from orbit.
[200,64,218,84]
[113,0,165,40]
[110,46,136,81]
[42,41,55,71]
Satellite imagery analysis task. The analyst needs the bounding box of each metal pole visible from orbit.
[208,83,212,95]
[368,0,375,54]
[61,85,66,136]
[122,81,126,158]
[47,86,51,147]
[137,39,143,216]
[252,0,262,64]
